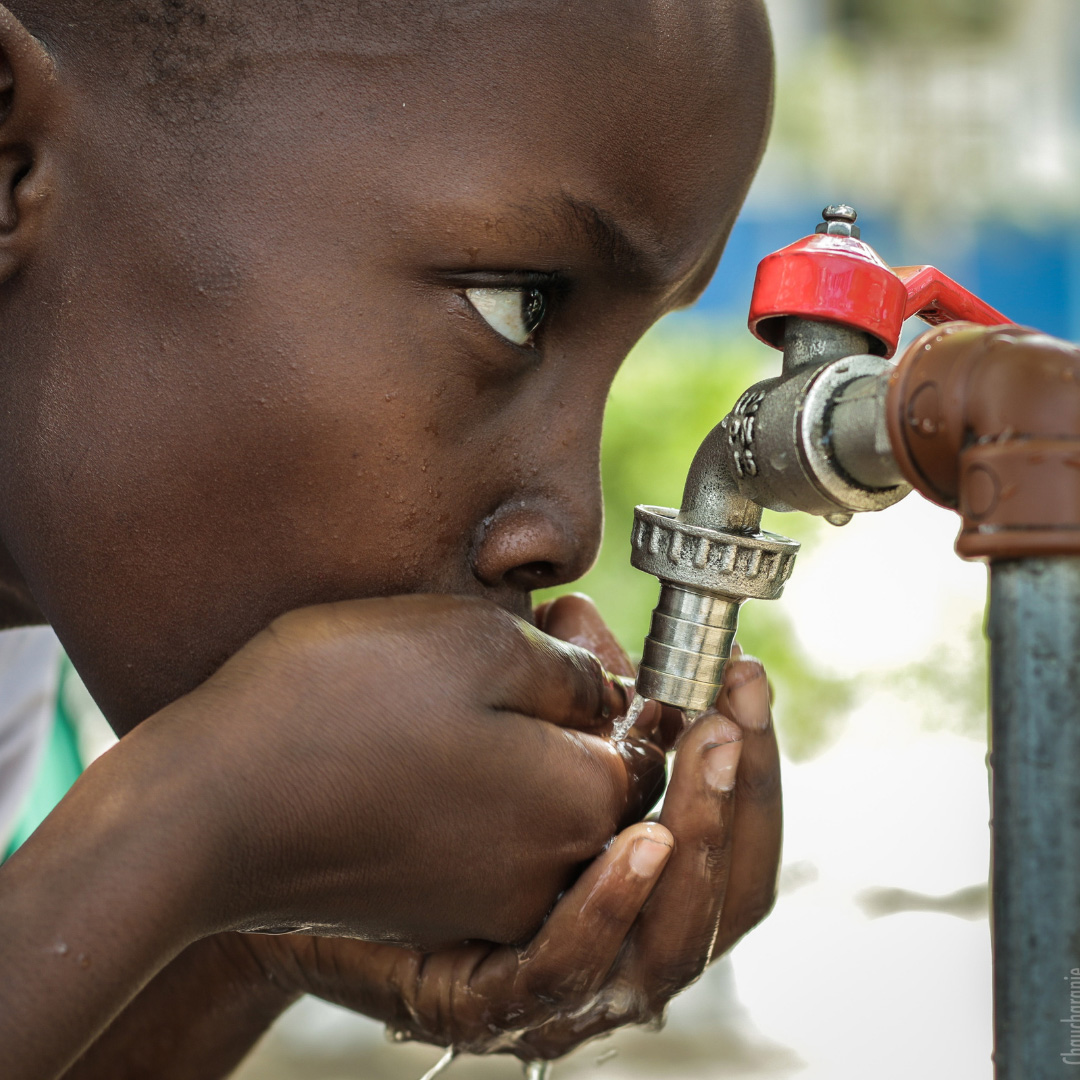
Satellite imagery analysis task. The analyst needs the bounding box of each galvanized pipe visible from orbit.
[988,557,1080,1077]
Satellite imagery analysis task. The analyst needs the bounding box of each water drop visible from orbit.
[523,1061,554,1080]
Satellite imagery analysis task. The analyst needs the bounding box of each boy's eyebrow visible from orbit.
[537,192,665,280]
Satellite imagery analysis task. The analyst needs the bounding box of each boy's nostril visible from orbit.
[508,561,559,588]
[471,502,596,592]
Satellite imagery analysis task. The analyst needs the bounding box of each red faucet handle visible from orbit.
[748,207,1015,358]
[893,265,1011,329]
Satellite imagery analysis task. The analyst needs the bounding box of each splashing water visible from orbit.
[612,692,647,742]
[416,1046,457,1080]
[524,1061,554,1080]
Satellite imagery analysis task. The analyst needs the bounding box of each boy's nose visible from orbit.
[471,499,600,593]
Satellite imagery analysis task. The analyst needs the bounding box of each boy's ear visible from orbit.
[0,6,61,284]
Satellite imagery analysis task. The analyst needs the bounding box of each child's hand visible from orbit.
[534,594,688,750]
[113,594,666,948]
[236,609,781,1060]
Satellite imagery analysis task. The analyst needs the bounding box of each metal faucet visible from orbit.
[633,204,1001,712]
[631,205,1080,1077]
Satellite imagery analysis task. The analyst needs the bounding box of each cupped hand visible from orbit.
[241,595,782,1060]
[117,594,666,949]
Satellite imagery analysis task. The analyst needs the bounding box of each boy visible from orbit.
[0,0,781,1076]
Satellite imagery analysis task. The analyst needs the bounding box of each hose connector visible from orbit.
[631,506,798,710]
[629,338,905,712]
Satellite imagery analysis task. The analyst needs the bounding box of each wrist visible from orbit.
[60,935,300,1080]
[0,735,228,1077]
[207,931,306,1004]
[74,714,231,940]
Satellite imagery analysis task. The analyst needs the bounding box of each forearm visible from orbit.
[63,934,299,1080]
[0,737,218,1079]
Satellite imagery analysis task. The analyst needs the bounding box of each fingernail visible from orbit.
[703,738,743,793]
[726,659,772,734]
[601,669,631,719]
[629,833,673,877]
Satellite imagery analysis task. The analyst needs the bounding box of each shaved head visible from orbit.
[11,1,770,115]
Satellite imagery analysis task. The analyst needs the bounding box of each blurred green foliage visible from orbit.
[829,0,1008,42]
[886,614,990,742]
[537,320,853,761]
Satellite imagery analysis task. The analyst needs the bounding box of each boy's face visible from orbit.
[1,0,772,730]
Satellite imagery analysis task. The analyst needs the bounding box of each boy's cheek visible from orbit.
[17,304,608,730]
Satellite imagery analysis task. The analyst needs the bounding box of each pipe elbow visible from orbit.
[887,323,1080,559]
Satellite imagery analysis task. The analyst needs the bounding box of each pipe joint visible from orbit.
[886,323,1080,559]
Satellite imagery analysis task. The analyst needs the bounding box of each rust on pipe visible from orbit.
[886,322,1080,560]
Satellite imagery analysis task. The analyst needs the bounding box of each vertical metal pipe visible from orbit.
[989,557,1080,1077]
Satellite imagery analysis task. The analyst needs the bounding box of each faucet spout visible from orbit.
[631,321,908,713]
[678,419,762,534]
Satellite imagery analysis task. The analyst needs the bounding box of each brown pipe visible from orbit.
[886,322,1080,560]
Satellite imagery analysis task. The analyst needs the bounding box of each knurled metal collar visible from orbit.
[631,505,800,601]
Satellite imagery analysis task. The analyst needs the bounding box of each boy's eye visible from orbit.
[465,287,547,346]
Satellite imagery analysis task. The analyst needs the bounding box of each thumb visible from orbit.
[494,618,630,731]
[537,593,635,678]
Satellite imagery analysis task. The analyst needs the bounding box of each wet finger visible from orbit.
[711,658,782,956]
[496,620,630,730]
[512,822,673,1010]
[624,712,743,996]
[536,597,680,744]
[532,599,554,629]
[416,824,670,1048]
[650,702,688,750]
[613,736,668,825]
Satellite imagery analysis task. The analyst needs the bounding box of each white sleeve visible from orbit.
[0,626,64,853]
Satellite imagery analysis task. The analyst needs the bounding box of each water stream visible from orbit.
[612,692,647,741]
[416,1046,456,1080]
[413,1049,552,1080]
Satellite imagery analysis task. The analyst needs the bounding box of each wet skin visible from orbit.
[0,1,780,1076]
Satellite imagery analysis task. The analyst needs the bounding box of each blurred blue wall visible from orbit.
[694,207,1080,343]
